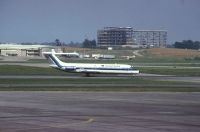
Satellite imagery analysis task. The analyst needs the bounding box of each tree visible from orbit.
[68,41,82,47]
[55,39,61,46]
[82,39,96,48]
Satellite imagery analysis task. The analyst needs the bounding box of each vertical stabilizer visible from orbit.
[43,49,65,68]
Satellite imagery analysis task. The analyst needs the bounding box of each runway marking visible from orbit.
[45,118,94,128]
[86,118,94,123]
[157,111,177,114]
[5,117,95,131]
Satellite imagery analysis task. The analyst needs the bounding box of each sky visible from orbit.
[0,0,199,44]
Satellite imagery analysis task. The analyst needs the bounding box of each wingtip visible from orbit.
[52,49,56,54]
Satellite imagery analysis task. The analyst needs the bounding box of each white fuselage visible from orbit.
[57,63,139,74]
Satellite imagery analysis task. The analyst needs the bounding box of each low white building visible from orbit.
[0,43,55,57]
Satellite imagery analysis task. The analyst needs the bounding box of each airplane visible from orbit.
[43,49,139,76]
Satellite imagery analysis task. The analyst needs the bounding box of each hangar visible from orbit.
[0,43,55,57]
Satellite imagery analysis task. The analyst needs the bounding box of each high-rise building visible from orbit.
[97,27,133,47]
[97,27,167,48]
[132,30,167,47]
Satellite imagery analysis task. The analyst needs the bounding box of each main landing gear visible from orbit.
[85,73,91,77]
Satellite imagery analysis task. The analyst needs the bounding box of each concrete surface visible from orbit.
[1,75,200,84]
[0,92,200,132]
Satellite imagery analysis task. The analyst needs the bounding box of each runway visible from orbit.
[0,62,200,83]
[0,74,200,83]
[0,92,200,132]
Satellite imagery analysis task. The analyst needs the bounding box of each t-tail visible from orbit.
[43,49,65,68]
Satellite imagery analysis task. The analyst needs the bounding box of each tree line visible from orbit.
[174,40,200,50]
[54,39,96,48]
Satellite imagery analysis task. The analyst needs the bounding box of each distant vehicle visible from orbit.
[43,49,139,76]
[92,54,115,59]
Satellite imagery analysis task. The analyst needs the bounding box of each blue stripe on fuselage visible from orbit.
[49,54,62,68]
[75,67,134,71]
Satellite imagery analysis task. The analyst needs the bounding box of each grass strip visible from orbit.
[137,67,200,76]
[0,87,199,92]
[0,65,70,75]
[0,77,199,92]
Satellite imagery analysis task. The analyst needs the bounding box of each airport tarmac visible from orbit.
[0,92,200,132]
[0,75,200,84]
